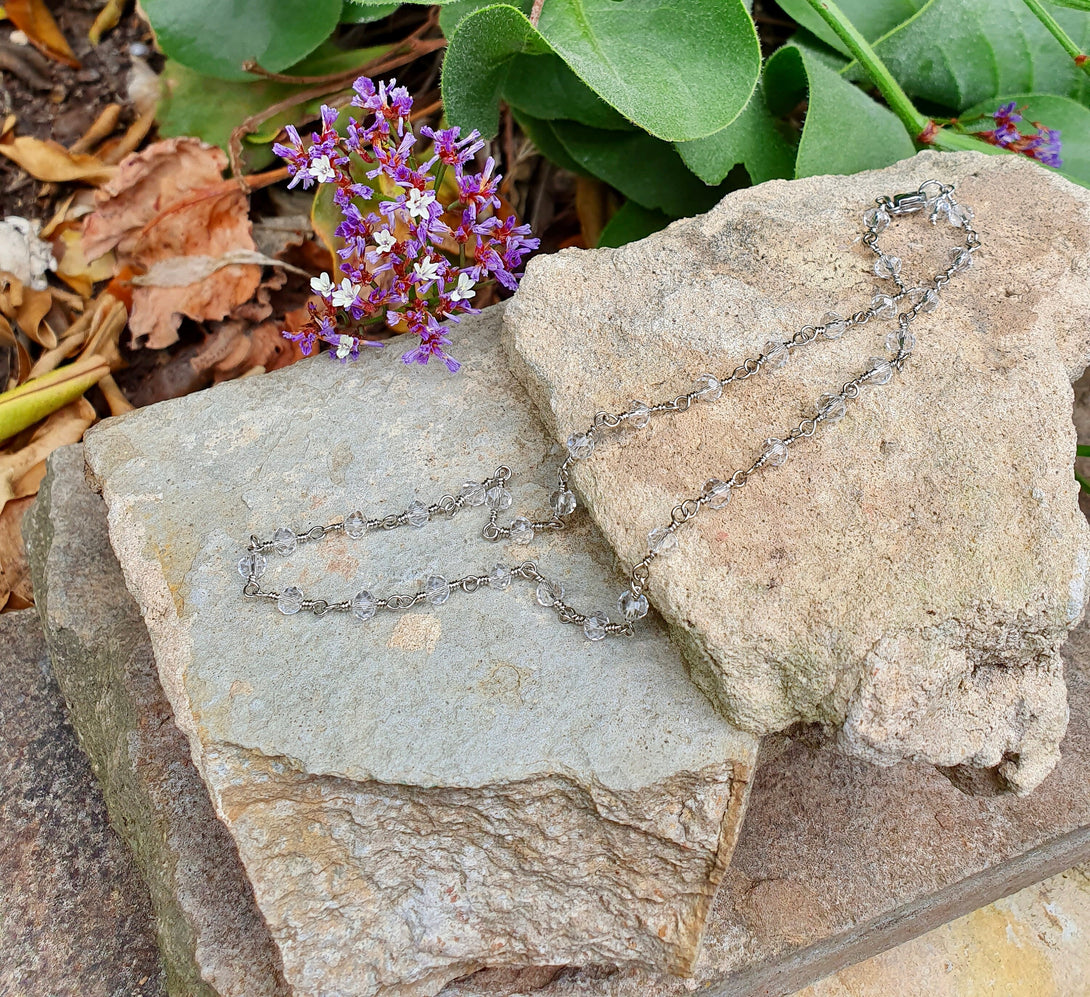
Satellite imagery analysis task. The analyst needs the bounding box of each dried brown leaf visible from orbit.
[5,0,80,68]
[82,138,262,348]
[0,495,36,611]
[0,134,115,184]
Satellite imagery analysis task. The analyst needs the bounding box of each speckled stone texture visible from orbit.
[504,150,1090,794]
[77,304,758,996]
[0,609,164,997]
[23,445,289,997]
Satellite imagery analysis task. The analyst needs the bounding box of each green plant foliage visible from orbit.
[961,93,1090,187]
[597,201,672,247]
[142,0,344,80]
[441,0,761,142]
[676,82,795,185]
[501,54,632,130]
[341,1,402,24]
[764,46,916,178]
[775,0,926,54]
[1042,0,1090,10]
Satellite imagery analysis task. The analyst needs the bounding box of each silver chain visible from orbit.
[238,179,979,641]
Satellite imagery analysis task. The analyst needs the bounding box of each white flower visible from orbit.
[373,229,396,254]
[449,273,476,302]
[308,154,336,184]
[335,335,356,359]
[331,278,360,310]
[310,272,335,296]
[413,256,442,284]
[405,187,436,221]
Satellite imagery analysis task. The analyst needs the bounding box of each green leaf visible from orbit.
[501,53,633,130]
[1044,0,1090,10]
[341,1,401,23]
[852,0,1090,110]
[143,0,343,80]
[547,119,731,217]
[440,4,551,139]
[764,45,916,179]
[597,201,672,247]
[535,0,761,141]
[775,0,927,55]
[438,0,531,35]
[961,93,1090,188]
[509,110,593,177]
[676,81,795,185]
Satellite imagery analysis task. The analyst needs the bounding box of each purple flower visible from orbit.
[980,102,1062,168]
[401,328,462,373]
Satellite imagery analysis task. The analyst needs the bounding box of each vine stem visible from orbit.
[800,0,1008,156]
[1022,0,1090,76]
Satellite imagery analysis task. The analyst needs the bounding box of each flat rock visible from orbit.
[504,150,1090,794]
[79,305,758,995]
[23,445,290,997]
[0,609,164,997]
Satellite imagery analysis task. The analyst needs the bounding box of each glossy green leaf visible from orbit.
[535,0,761,141]
[547,119,730,217]
[502,53,632,130]
[854,0,1090,110]
[764,46,915,179]
[143,0,343,80]
[676,81,795,185]
[961,93,1090,188]
[597,201,672,247]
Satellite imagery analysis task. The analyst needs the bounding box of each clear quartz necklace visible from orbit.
[238,179,979,641]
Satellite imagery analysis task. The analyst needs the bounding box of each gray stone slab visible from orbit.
[76,304,758,995]
[0,609,164,997]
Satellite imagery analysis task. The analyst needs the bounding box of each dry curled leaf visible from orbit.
[5,0,80,68]
[82,138,263,348]
[0,495,36,611]
[0,272,57,348]
[0,134,116,185]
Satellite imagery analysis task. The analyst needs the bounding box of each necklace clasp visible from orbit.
[889,191,927,215]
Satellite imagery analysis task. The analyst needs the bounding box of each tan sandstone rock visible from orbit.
[81,305,757,996]
[504,150,1090,794]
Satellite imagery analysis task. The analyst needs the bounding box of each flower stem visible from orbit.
[1022,0,1090,76]
[800,0,928,135]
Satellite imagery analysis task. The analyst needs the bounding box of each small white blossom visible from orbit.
[405,187,436,221]
[413,256,442,284]
[308,154,336,184]
[335,335,356,359]
[310,272,335,296]
[449,273,476,302]
[373,229,396,254]
[331,278,361,310]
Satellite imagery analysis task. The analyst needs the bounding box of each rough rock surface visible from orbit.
[0,609,164,997]
[78,305,758,995]
[504,150,1090,794]
[23,445,290,997]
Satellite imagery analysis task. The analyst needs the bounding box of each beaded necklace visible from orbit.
[238,179,978,641]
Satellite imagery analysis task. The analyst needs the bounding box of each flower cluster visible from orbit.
[273,77,539,372]
[979,102,1062,168]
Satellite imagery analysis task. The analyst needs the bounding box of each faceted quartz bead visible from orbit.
[763,340,789,371]
[916,288,939,312]
[885,329,917,353]
[761,438,789,467]
[628,400,651,429]
[566,432,595,460]
[947,202,973,227]
[486,484,512,511]
[345,511,367,538]
[619,590,649,620]
[863,205,890,231]
[648,526,677,555]
[489,563,512,590]
[237,552,266,579]
[508,517,534,544]
[277,586,304,615]
[817,393,847,424]
[704,478,731,510]
[874,254,903,279]
[550,489,577,517]
[871,293,897,320]
[951,248,972,272]
[460,480,486,507]
[272,527,297,556]
[536,579,563,606]
[424,575,450,606]
[867,357,894,385]
[406,500,430,528]
[583,612,610,642]
[821,311,847,339]
[351,590,377,621]
[693,372,722,402]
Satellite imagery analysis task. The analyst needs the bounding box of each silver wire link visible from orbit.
[238,180,976,641]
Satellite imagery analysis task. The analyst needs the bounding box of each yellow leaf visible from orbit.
[0,135,116,184]
[5,0,79,68]
[0,354,108,445]
[88,0,124,45]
